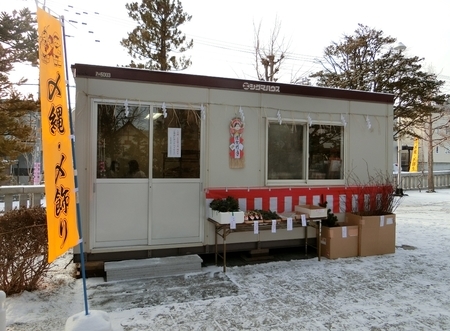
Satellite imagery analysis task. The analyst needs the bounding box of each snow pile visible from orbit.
[65,310,111,331]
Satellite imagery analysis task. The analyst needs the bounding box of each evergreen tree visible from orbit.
[310,24,448,139]
[121,0,193,71]
[0,8,39,182]
[311,24,450,192]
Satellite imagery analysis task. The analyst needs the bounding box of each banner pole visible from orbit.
[61,15,89,316]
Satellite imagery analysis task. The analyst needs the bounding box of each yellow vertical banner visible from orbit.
[37,7,79,262]
[409,138,419,172]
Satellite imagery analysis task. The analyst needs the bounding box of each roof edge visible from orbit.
[71,63,394,104]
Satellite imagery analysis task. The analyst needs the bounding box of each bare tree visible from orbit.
[253,17,288,82]
[416,105,450,192]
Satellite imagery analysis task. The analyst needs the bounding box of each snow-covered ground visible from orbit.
[3,189,450,331]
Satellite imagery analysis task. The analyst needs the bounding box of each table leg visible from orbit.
[223,232,227,273]
[318,220,322,261]
[304,225,308,257]
[214,227,218,266]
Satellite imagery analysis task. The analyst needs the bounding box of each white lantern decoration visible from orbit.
[341,114,347,127]
[200,103,206,120]
[239,106,245,123]
[366,115,372,130]
[124,99,129,117]
[162,102,167,118]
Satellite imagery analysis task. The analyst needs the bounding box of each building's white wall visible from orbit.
[77,78,394,189]
[73,77,91,252]
[206,92,393,187]
[346,101,393,181]
[74,75,393,253]
[206,89,262,187]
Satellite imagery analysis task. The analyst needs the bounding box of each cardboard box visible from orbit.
[346,213,396,257]
[209,209,244,224]
[321,224,359,259]
[295,204,327,219]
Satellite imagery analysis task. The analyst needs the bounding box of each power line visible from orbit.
[39,0,324,70]
[11,0,450,90]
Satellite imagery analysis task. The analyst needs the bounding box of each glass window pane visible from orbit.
[308,125,343,180]
[268,123,304,180]
[152,108,201,178]
[97,103,149,179]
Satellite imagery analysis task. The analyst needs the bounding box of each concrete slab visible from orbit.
[104,254,203,281]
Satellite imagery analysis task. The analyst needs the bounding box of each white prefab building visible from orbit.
[71,63,394,262]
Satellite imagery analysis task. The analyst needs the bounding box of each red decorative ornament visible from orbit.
[229,117,245,168]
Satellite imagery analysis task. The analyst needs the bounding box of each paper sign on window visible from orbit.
[168,128,181,157]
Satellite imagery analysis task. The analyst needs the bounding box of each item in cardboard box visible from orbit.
[210,209,245,224]
[295,204,327,218]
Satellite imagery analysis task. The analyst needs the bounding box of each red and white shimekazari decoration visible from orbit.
[229,117,244,168]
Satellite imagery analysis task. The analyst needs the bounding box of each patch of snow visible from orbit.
[3,189,450,330]
[65,310,111,331]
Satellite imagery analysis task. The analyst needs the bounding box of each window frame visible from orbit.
[307,123,345,182]
[151,106,202,179]
[94,100,151,180]
[265,117,346,186]
[265,118,308,186]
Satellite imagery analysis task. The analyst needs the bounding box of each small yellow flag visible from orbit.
[409,138,419,172]
[37,7,79,262]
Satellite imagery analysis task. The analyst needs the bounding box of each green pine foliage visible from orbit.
[310,24,449,139]
[318,201,339,227]
[0,8,39,181]
[121,0,193,71]
[209,196,240,212]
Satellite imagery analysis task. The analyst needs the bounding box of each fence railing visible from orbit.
[1,172,449,213]
[0,185,45,212]
[393,170,450,192]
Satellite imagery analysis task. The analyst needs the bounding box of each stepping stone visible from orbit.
[104,255,203,282]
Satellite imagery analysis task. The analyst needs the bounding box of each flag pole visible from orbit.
[61,15,89,316]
